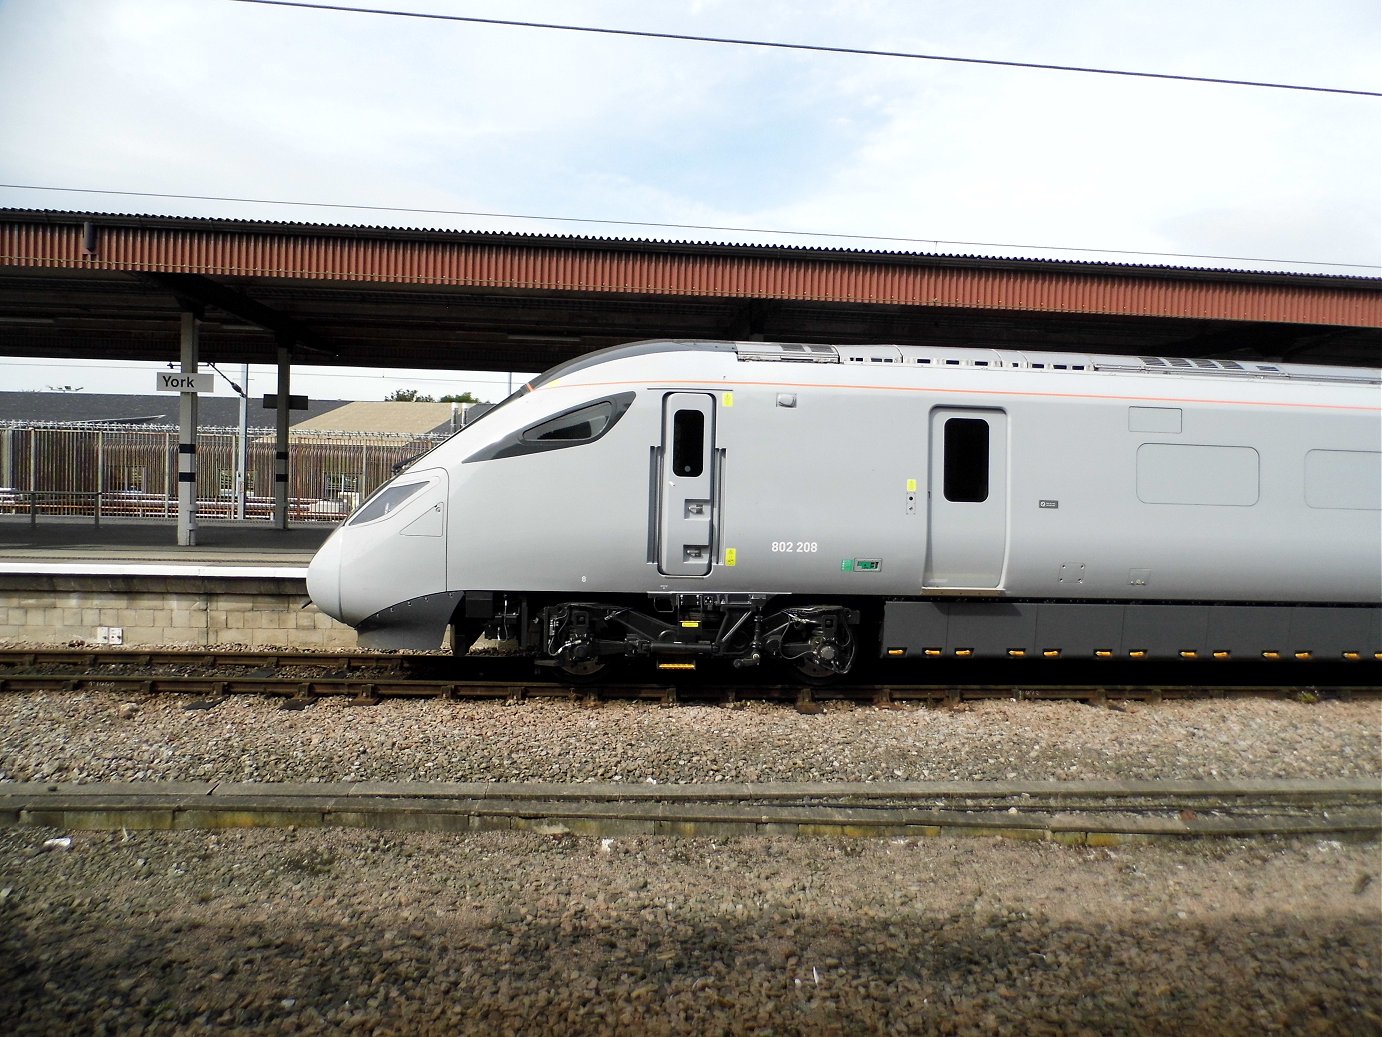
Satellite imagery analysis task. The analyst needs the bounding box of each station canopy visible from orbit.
[1,209,1378,377]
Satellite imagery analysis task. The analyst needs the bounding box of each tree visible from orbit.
[438,392,482,404]
[384,388,434,402]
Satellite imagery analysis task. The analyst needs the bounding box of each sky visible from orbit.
[0,0,1378,401]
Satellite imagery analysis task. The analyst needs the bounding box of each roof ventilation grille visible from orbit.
[734,342,840,364]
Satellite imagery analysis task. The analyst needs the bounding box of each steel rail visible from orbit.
[3,778,1378,842]
[2,648,1378,703]
[0,648,413,670]
[4,647,1380,676]
[0,670,1376,705]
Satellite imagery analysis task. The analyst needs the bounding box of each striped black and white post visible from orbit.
[176,310,200,547]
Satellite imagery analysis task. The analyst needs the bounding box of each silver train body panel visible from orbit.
[307,340,1382,660]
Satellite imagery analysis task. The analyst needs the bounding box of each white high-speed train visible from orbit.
[307,340,1381,680]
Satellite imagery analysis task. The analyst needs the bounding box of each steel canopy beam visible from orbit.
[136,272,336,357]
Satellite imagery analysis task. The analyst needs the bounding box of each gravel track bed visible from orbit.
[2,827,1378,1036]
[0,692,1377,785]
[2,691,1378,1034]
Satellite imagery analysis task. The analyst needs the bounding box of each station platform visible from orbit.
[0,516,331,570]
[0,517,352,649]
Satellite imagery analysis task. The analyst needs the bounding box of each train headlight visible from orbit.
[347,479,430,526]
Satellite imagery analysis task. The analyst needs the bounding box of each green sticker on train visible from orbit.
[842,558,881,572]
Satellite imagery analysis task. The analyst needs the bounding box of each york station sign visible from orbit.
[154,371,214,393]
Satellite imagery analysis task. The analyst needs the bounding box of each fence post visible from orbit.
[28,430,37,527]
[95,430,103,526]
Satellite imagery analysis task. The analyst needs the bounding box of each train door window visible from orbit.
[943,418,989,502]
[671,409,705,477]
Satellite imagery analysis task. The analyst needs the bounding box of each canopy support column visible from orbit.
[272,340,292,530]
[177,310,200,547]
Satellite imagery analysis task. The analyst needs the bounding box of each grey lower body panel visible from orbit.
[881,600,1382,660]
[356,591,464,651]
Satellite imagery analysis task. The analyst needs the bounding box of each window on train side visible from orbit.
[943,418,989,502]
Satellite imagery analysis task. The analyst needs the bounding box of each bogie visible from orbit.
[461,594,867,682]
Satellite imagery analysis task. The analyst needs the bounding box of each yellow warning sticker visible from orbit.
[906,478,917,492]
[725,548,737,566]
[722,391,734,407]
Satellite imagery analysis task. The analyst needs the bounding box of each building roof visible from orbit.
[288,401,459,437]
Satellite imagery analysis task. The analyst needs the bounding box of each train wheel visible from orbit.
[789,657,844,685]
[551,657,619,684]
[780,609,858,685]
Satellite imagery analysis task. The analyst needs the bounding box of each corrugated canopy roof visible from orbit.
[1,209,1376,374]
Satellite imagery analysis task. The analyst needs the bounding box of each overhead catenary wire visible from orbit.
[1,183,1375,272]
[225,0,1382,98]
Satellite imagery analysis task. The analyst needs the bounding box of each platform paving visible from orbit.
[0,516,330,567]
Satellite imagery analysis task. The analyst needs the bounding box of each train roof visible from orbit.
[533,339,1382,388]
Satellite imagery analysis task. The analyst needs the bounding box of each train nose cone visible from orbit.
[306,531,344,622]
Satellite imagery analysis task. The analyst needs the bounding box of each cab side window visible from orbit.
[523,400,614,443]
[463,392,636,463]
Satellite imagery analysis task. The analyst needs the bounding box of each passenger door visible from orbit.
[655,393,717,576]
[924,408,1008,588]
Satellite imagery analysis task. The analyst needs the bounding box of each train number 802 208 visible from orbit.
[770,541,818,553]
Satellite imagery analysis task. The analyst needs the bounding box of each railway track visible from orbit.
[0,647,1377,705]
[3,648,1377,843]
[4,778,1378,842]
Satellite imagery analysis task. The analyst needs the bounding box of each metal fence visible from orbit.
[0,424,447,523]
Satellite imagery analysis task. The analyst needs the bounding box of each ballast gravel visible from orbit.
[0,693,1377,785]
[1,828,1378,1036]
[0,692,1379,1034]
